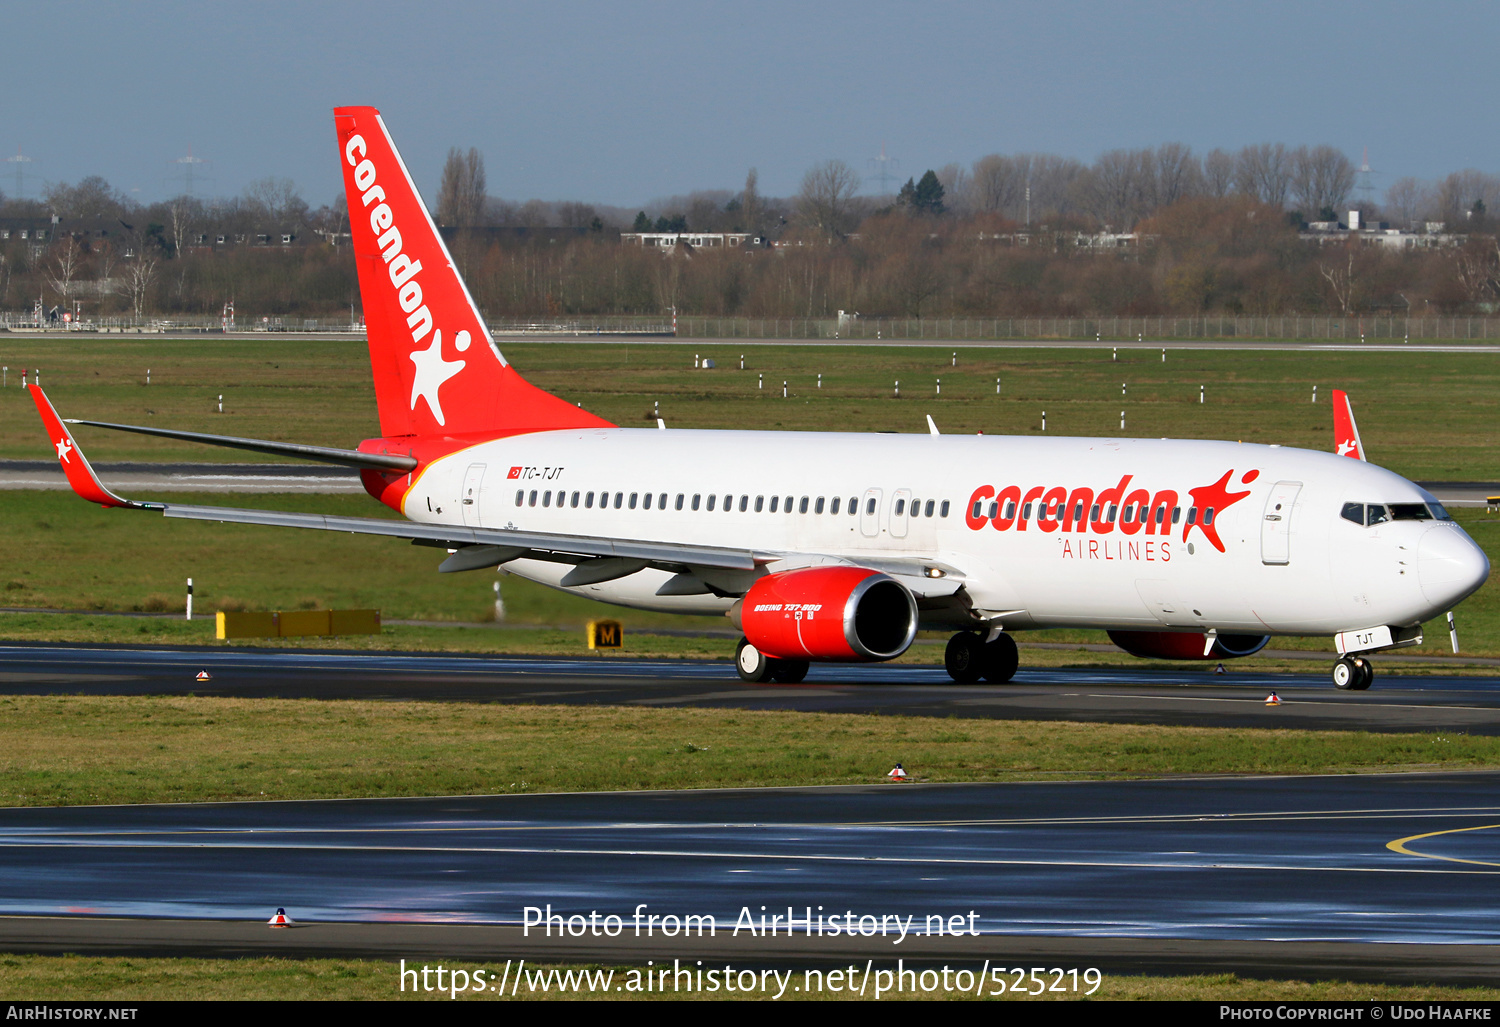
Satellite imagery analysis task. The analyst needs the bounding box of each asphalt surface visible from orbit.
[2,773,1500,981]
[2,642,1500,733]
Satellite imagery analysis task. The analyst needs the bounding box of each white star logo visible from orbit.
[408,329,465,427]
[1336,440,1358,457]
[55,438,72,464]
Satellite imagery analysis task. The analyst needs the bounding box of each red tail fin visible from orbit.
[333,106,611,438]
[1332,389,1365,461]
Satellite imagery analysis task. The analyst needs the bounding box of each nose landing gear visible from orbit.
[945,631,1020,683]
[1332,655,1374,690]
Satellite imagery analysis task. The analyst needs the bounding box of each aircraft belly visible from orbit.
[504,558,733,617]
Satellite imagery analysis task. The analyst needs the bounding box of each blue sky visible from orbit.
[3,1,1495,208]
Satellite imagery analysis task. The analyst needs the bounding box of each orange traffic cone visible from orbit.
[195,670,212,682]
[268,907,294,927]
[1265,692,1281,706]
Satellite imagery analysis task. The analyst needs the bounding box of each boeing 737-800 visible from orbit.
[30,105,1490,690]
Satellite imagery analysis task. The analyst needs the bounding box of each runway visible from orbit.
[2,642,1500,733]
[1,773,1499,981]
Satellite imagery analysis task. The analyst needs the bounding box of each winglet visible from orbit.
[28,385,153,509]
[1332,389,1366,461]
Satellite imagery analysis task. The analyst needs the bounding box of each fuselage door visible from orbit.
[889,488,912,538]
[462,463,486,526]
[860,488,882,539]
[1260,480,1302,565]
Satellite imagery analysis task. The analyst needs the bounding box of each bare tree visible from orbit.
[971,154,1024,218]
[796,159,861,236]
[741,168,761,234]
[936,163,972,216]
[1085,148,1155,229]
[1202,148,1235,198]
[243,177,307,224]
[1154,143,1201,207]
[437,147,487,227]
[556,202,598,228]
[121,233,158,320]
[1235,144,1291,207]
[45,236,85,306]
[1290,145,1354,218]
[1384,176,1431,229]
[1318,249,1356,314]
[1436,169,1500,227]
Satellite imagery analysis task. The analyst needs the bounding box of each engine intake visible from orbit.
[1108,630,1270,661]
[737,567,917,662]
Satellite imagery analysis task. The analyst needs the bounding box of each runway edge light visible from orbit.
[1265,692,1282,706]
[195,670,212,682]
[268,907,294,927]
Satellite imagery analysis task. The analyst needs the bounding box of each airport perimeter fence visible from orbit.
[5,311,1500,341]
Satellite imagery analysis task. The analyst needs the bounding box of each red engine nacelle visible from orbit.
[737,567,918,662]
[1108,630,1270,661]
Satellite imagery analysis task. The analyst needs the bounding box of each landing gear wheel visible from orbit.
[945,633,986,683]
[736,638,773,683]
[1332,656,1373,690]
[771,659,809,684]
[982,633,1019,683]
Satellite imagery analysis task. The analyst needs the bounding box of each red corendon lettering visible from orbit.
[1015,486,1045,532]
[1038,486,1067,534]
[1120,488,1151,536]
[991,485,1021,530]
[1063,487,1094,533]
[1089,540,1100,558]
[1093,475,1131,536]
[965,485,994,530]
[1161,541,1171,562]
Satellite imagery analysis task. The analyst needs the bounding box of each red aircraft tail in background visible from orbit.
[333,105,611,439]
[1332,388,1365,461]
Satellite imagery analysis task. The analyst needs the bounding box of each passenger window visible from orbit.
[643,492,653,510]
[1107,504,1117,523]
[739,495,748,512]
[800,496,809,514]
[849,497,858,515]
[1004,501,1016,519]
[1172,507,1181,524]
[515,490,524,507]
[866,497,877,515]
[571,491,580,508]
[528,490,538,507]
[830,497,841,515]
[987,501,999,519]
[658,493,667,510]
[543,491,552,507]
[785,495,793,513]
[585,491,595,509]
[692,494,701,511]
[1155,506,1165,525]
[724,494,732,511]
[815,497,825,514]
[1121,505,1131,523]
[755,495,764,512]
[1090,504,1100,522]
[707,494,716,511]
[1341,502,1363,525]
[1187,507,1197,524]
[925,500,935,517]
[770,496,780,513]
[675,494,685,511]
[614,492,623,509]
[629,492,638,509]
[972,501,984,519]
[894,499,905,516]
[1204,507,1215,525]
[939,500,949,518]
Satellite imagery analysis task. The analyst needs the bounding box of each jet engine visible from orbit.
[735,567,917,661]
[1108,630,1270,661]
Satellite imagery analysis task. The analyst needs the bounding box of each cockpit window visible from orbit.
[1344,502,1451,526]
[1390,503,1433,521]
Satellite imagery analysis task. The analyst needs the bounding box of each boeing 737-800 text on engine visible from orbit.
[30,106,1489,690]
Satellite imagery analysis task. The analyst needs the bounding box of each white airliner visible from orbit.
[30,106,1490,691]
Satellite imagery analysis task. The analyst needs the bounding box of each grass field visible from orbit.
[1,338,1497,481]
[2,954,1497,1001]
[1,696,1495,807]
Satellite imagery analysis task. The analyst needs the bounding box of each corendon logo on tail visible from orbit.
[342,130,467,427]
[965,469,1258,554]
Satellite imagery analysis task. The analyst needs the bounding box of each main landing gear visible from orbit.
[1332,655,1374,690]
[944,631,1019,684]
[735,638,809,684]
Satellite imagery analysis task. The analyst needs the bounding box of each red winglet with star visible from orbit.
[28,385,148,509]
[1332,389,1365,461]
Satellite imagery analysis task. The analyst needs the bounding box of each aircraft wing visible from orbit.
[29,384,969,599]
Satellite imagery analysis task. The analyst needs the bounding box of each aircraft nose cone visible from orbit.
[1418,525,1490,606]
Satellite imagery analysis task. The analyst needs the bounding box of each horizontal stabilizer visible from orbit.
[64,418,418,472]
